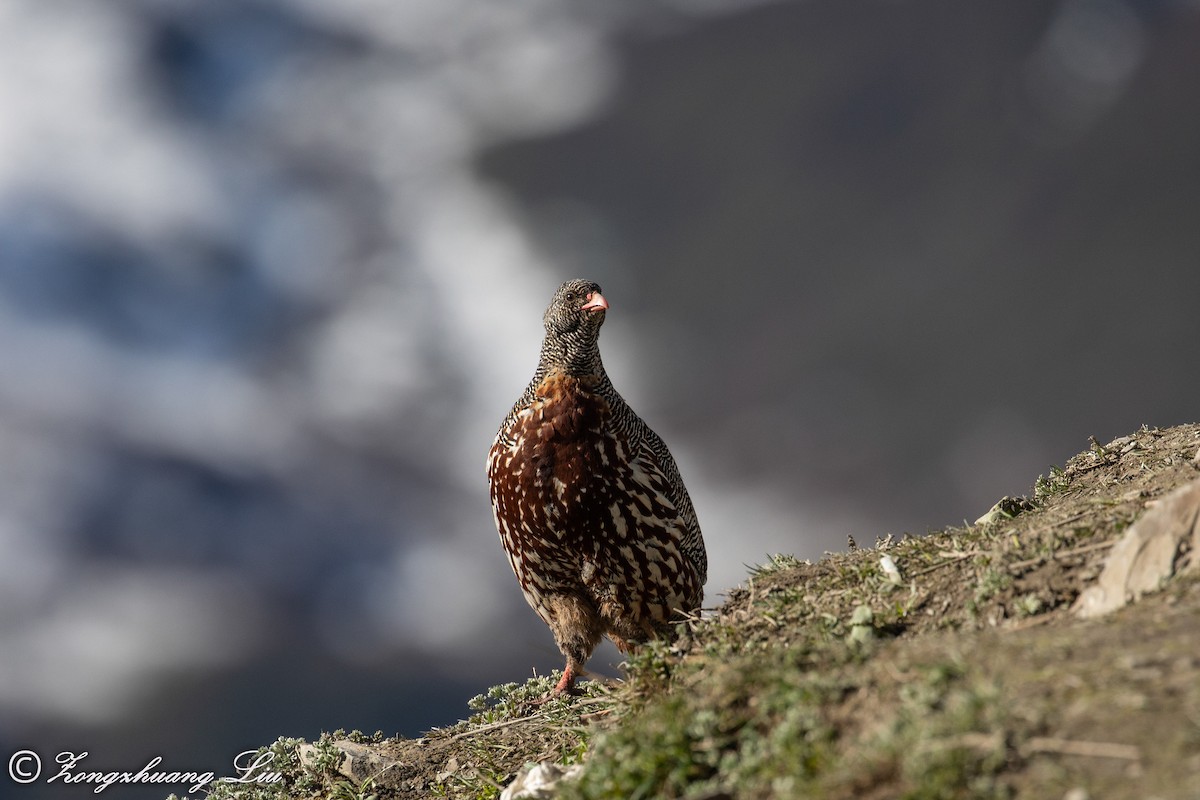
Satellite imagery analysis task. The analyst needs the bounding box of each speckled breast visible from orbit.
[487,371,622,613]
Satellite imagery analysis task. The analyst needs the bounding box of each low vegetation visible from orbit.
[178,424,1200,800]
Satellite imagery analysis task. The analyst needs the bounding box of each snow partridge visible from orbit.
[487,279,707,696]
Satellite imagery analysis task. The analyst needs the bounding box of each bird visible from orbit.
[487,278,707,698]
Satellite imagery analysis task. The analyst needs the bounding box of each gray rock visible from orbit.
[1074,477,1200,618]
[500,761,584,800]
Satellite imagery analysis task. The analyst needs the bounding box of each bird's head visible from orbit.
[540,279,608,374]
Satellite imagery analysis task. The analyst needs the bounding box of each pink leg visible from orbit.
[551,662,584,696]
[528,660,585,704]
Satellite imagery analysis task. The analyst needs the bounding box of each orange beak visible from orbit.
[581,292,609,312]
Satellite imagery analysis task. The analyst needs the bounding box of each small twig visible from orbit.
[910,551,980,578]
[937,549,988,559]
[942,731,1004,752]
[445,712,548,743]
[578,708,614,723]
[1004,612,1057,632]
[1066,461,1108,476]
[1053,509,1093,525]
[1025,736,1140,761]
[1019,510,1092,538]
[1008,539,1115,573]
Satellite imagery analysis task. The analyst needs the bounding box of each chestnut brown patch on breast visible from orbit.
[524,371,610,516]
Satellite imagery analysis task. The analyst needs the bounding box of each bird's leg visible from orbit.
[525,659,585,707]
[535,593,604,701]
[551,659,586,697]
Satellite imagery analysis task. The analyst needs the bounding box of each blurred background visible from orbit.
[2,0,1199,796]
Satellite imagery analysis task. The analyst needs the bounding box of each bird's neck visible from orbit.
[537,336,605,380]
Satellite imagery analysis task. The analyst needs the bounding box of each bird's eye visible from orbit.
[564,291,576,302]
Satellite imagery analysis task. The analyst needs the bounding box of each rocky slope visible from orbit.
[190,423,1200,800]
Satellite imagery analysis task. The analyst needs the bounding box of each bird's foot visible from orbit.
[526,665,584,705]
[528,686,583,706]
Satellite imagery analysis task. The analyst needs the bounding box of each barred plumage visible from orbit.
[487,279,707,697]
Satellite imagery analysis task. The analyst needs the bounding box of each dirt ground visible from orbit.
[197,423,1200,800]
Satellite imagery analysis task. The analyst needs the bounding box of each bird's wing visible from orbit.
[629,427,708,586]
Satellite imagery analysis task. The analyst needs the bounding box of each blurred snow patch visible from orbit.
[0,567,264,725]
[0,1,226,243]
[0,299,296,471]
[385,538,511,653]
[1021,0,1145,138]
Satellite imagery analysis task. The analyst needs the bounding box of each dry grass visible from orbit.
[188,424,1200,800]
